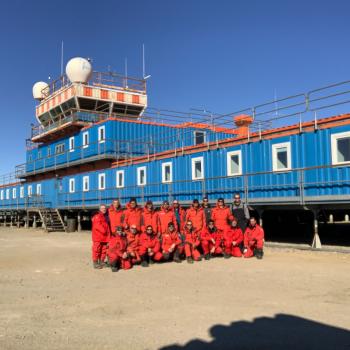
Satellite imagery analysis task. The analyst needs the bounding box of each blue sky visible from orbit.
[0,0,349,173]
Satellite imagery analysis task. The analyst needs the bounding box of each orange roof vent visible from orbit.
[234,114,253,137]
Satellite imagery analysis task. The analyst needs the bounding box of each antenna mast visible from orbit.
[60,41,64,76]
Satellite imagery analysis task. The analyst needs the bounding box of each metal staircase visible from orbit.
[39,208,66,232]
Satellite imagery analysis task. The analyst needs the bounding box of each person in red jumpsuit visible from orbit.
[185,199,206,232]
[108,199,124,234]
[141,200,159,233]
[201,219,224,260]
[224,219,244,258]
[158,200,178,235]
[211,198,234,232]
[139,225,163,267]
[126,224,141,265]
[108,226,132,272]
[91,204,110,269]
[123,198,142,231]
[243,217,264,259]
[161,222,183,263]
[183,220,202,263]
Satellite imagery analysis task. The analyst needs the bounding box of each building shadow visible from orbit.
[160,314,350,350]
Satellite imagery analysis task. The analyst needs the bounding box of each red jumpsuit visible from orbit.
[108,205,124,233]
[139,232,163,262]
[108,234,132,270]
[224,227,243,257]
[161,229,183,255]
[244,224,264,258]
[201,227,224,255]
[91,212,110,263]
[185,206,206,231]
[141,207,160,233]
[183,227,201,260]
[123,204,142,231]
[126,230,141,264]
[211,205,234,232]
[158,206,178,234]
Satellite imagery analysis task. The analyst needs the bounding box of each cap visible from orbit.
[193,199,199,204]
[146,200,153,205]
[168,222,175,227]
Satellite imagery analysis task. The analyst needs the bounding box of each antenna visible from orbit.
[142,43,151,80]
[60,41,64,76]
[124,57,128,88]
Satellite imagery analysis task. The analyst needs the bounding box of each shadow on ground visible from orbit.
[160,314,350,350]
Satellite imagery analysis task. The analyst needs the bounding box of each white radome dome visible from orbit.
[65,57,92,83]
[32,81,49,100]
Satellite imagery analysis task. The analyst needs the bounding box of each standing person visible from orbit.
[183,220,202,263]
[108,199,124,234]
[124,198,142,231]
[211,198,233,232]
[91,204,110,269]
[139,225,163,267]
[158,200,178,235]
[141,200,159,233]
[243,217,264,259]
[202,196,212,226]
[224,219,244,258]
[201,219,224,260]
[231,193,250,233]
[108,226,131,272]
[161,222,183,263]
[126,224,141,265]
[172,199,186,231]
[185,199,206,232]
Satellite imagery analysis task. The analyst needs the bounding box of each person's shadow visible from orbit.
[160,314,350,350]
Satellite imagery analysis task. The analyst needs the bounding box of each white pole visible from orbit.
[60,41,64,76]
[142,43,145,78]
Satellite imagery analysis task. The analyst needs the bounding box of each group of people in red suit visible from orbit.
[91,194,265,271]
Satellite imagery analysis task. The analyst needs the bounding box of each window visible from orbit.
[28,186,32,197]
[194,131,206,145]
[28,154,33,162]
[137,166,147,186]
[83,132,89,148]
[36,184,42,195]
[0,190,3,200]
[98,173,106,190]
[272,142,291,172]
[331,131,350,165]
[69,179,75,193]
[162,162,173,183]
[12,188,16,199]
[98,126,105,143]
[47,147,51,157]
[55,143,65,155]
[191,156,204,180]
[116,170,124,188]
[83,176,89,192]
[6,189,9,200]
[20,187,24,198]
[227,150,242,176]
[69,137,75,152]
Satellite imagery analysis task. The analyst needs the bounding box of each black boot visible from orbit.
[204,254,210,260]
[173,251,182,263]
[254,248,264,260]
[93,261,102,269]
[141,255,149,267]
[186,257,194,264]
[224,253,231,259]
[110,260,119,272]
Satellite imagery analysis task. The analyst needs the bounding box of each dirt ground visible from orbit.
[0,228,349,350]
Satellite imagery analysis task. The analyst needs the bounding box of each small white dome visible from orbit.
[32,81,49,100]
[65,57,92,83]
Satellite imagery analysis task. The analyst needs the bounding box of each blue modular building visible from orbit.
[0,56,350,247]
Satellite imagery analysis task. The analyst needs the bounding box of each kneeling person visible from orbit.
[243,217,264,259]
[224,219,243,258]
[201,219,224,260]
[139,225,163,267]
[161,222,183,263]
[108,226,132,272]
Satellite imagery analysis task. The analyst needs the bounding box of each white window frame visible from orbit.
[36,184,42,195]
[0,190,3,200]
[227,150,242,176]
[83,176,89,192]
[20,187,24,199]
[116,170,125,188]
[331,131,350,165]
[69,137,75,152]
[12,188,17,199]
[69,178,75,193]
[98,173,106,190]
[191,156,204,180]
[194,131,206,145]
[98,126,105,143]
[137,166,147,186]
[272,142,292,172]
[82,131,89,148]
[6,189,10,200]
[28,186,32,197]
[161,162,173,183]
